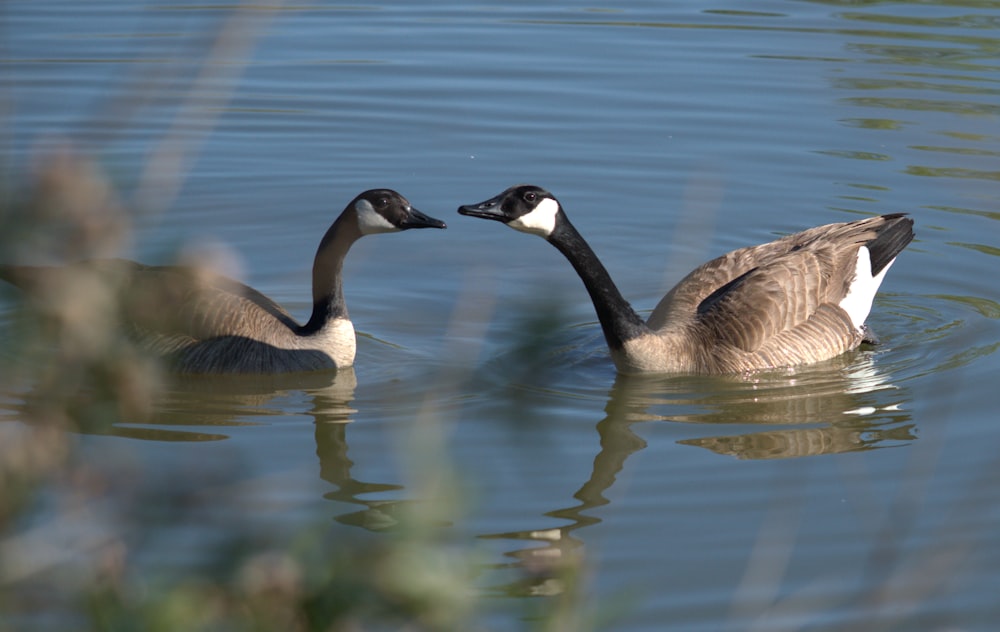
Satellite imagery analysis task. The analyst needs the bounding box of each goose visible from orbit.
[1,189,446,374]
[458,184,914,374]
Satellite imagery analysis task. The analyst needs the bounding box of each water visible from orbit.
[3,1,999,629]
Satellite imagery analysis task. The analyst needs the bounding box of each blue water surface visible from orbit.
[2,1,999,630]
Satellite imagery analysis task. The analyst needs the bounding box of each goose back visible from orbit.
[458,184,914,375]
[2,189,447,375]
[630,213,914,373]
[0,258,354,373]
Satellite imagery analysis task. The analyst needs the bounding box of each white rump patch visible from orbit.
[355,199,399,235]
[839,246,894,330]
[508,197,559,237]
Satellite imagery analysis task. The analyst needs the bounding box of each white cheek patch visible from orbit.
[839,246,894,331]
[355,199,399,235]
[508,197,559,237]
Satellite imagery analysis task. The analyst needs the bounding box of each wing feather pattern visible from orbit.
[643,215,912,370]
[113,261,301,351]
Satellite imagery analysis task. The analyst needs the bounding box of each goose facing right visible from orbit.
[1,189,446,375]
[458,184,914,375]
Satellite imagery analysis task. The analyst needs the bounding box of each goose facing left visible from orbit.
[0,189,446,374]
[459,184,914,375]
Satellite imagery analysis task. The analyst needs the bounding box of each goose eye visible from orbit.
[524,192,536,202]
[377,197,389,208]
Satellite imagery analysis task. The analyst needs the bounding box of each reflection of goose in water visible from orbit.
[23,364,417,530]
[83,370,361,441]
[314,419,412,532]
[482,357,914,596]
[138,370,417,531]
[480,410,645,598]
[9,365,416,531]
[629,353,914,460]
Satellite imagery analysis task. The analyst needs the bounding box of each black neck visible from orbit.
[301,213,357,334]
[548,218,649,350]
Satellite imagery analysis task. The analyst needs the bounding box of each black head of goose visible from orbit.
[458,184,914,374]
[1,189,446,374]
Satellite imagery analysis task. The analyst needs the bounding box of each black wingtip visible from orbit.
[868,214,915,275]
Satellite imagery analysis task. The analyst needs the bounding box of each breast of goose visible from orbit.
[458,184,914,375]
[1,189,446,374]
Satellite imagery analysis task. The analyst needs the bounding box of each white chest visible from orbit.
[279,317,356,369]
[316,318,357,368]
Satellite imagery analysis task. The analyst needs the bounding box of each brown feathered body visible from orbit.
[1,189,446,374]
[458,185,914,375]
[1,259,355,374]
[616,214,914,373]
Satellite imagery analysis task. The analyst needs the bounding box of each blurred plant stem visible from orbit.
[0,148,487,632]
[0,2,598,628]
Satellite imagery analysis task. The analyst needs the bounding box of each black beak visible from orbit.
[400,207,447,229]
[457,195,507,222]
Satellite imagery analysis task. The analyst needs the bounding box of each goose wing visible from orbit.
[112,261,300,350]
[1,259,299,352]
[691,248,849,354]
[647,215,912,357]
